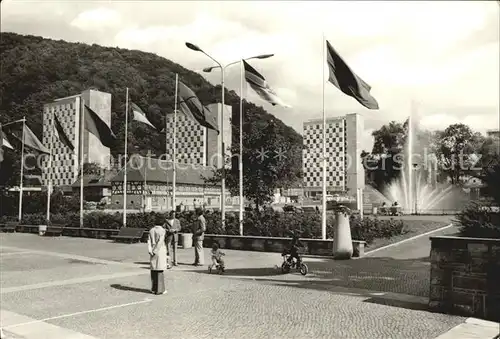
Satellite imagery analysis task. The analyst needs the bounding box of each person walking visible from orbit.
[165,211,181,267]
[147,223,167,295]
[192,208,206,266]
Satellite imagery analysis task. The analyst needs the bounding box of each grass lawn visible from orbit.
[366,219,451,251]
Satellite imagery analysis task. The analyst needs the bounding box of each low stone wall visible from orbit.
[429,236,500,321]
[203,234,366,257]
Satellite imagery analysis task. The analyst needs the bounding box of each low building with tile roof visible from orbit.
[109,156,231,212]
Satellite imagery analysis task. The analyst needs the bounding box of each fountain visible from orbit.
[379,103,458,214]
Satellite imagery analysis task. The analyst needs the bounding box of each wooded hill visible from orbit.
[0,32,303,188]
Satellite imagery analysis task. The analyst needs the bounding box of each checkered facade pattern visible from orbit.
[302,113,365,196]
[165,113,207,166]
[42,97,80,187]
[165,103,232,168]
[42,89,112,188]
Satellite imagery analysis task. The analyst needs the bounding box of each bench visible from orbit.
[0,222,18,233]
[45,225,64,237]
[112,227,145,243]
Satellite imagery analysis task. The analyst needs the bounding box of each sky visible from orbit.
[2,0,499,151]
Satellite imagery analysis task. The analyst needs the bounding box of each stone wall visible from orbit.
[429,236,500,321]
[203,234,366,257]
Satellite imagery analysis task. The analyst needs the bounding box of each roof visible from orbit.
[71,171,116,188]
[110,156,215,185]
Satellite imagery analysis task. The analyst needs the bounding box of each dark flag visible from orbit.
[177,81,219,134]
[84,105,116,148]
[243,60,290,107]
[54,114,74,150]
[326,40,379,110]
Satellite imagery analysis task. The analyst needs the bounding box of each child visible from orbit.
[210,242,225,271]
[286,231,303,266]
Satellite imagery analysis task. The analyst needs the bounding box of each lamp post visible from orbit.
[203,54,274,235]
[186,42,227,227]
[186,41,273,230]
[413,163,418,215]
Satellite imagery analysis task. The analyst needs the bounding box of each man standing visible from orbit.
[165,211,181,267]
[192,208,206,266]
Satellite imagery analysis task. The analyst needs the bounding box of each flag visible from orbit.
[326,40,379,110]
[131,102,156,129]
[54,114,74,150]
[243,60,291,108]
[177,81,219,134]
[84,105,116,148]
[8,124,49,154]
[2,135,14,150]
[0,125,4,164]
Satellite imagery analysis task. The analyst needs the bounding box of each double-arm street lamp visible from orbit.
[185,41,273,232]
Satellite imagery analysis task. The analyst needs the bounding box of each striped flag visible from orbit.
[131,102,156,129]
[54,114,74,150]
[84,105,116,148]
[178,81,219,134]
[326,40,379,110]
[243,60,290,108]
[8,124,49,154]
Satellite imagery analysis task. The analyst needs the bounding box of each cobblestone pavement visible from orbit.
[0,233,465,339]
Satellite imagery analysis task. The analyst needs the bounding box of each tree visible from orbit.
[207,116,302,210]
[82,162,105,175]
[434,124,482,185]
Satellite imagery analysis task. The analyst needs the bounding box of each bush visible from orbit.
[10,210,410,244]
[456,202,500,239]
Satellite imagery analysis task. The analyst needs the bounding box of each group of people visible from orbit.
[147,208,225,295]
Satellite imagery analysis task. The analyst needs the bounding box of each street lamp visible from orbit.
[201,53,274,235]
[413,163,418,215]
[185,41,228,228]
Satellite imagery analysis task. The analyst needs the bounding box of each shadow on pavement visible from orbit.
[187,267,283,277]
[110,283,151,294]
[208,255,432,299]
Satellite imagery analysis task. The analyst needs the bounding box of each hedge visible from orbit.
[1,210,407,245]
[455,202,500,239]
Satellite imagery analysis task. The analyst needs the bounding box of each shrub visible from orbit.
[11,209,411,244]
[456,202,500,239]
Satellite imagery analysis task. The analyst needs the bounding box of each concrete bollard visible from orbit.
[333,210,353,259]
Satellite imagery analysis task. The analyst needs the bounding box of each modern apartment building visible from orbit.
[302,113,365,199]
[165,103,232,168]
[41,89,112,188]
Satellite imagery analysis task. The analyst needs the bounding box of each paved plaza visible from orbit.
[0,225,492,339]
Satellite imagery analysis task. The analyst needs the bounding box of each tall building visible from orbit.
[42,89,112,188]
[165,103,232,168]
[302,113,365,199]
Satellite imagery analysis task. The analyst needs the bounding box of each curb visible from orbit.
[434,317,500,339]
[364,223,454,256]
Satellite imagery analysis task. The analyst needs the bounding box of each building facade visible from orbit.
[41,89,112,188]
[165,103,232,168]
[110,156,232,212]
[302,113,365,200]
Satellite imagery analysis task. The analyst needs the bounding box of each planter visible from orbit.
[333,209,353,259]
[38,225,47,236]
[179,233,193,249]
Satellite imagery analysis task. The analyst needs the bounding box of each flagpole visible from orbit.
[321,34,327,240]
[46,111,55,224]
[80,97,84,228]
[172,74,178,211]
[123,87,129,227]
[17,117,26,222]
[239,59,244,235]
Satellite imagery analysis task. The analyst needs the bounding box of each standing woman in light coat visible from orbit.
[148,223,167,295]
